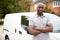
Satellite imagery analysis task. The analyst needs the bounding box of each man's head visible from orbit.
[37,3,45,15]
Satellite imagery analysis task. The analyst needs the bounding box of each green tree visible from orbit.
[16,0,32,12]
[44,7,51,13]
[0,0,32,18]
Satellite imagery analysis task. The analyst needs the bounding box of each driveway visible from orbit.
[0,25,4,40]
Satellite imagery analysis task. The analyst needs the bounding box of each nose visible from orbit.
[38,8,43,11]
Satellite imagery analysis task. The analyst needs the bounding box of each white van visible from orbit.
[4,12,60,40]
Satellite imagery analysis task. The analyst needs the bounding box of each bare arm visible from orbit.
[35,23,53,33]
[28,25,41,35]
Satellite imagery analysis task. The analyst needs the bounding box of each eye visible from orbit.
[38,7,44,9]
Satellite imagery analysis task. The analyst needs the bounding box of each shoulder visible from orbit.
[28,14,37,21]
[43,13,50,18]
[43,13,51,21]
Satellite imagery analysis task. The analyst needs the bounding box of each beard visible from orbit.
[37,10,43,15]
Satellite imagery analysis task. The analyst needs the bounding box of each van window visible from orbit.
[21,16,29,33]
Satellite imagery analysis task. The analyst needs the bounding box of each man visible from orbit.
[28,3,53,40]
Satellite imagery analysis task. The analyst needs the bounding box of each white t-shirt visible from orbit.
[29,13,52,40]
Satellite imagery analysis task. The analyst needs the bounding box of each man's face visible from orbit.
[37,4,44,14]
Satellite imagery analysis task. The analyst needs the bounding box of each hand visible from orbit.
[35,27,42,31]
[32,30,41,35]
[29,29,41,35]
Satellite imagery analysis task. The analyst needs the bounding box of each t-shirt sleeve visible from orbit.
[29,18,34,26]
[47,16,53,32]
[47,17,52,24]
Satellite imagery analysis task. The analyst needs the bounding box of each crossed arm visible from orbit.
[28,25,41,35]
[35,23,53,33]
[28,24,53,35]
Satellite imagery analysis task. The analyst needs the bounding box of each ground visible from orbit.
[0,25,4,40]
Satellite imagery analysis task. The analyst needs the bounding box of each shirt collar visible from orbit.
[35,13,45,18]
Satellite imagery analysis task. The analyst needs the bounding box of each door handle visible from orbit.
[19,31,22,34]
[15,29,16,33]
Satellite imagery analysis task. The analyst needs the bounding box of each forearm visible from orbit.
[29,29,41,35]
[36,27,53,33]
[40,27,53,33]
[28,25,41,35]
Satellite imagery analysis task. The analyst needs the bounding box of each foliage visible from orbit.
[0,0,32,18]
[17,0,31,12]
[44,7,51,13]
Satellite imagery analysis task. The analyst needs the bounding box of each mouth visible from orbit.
[39,10,43,12]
